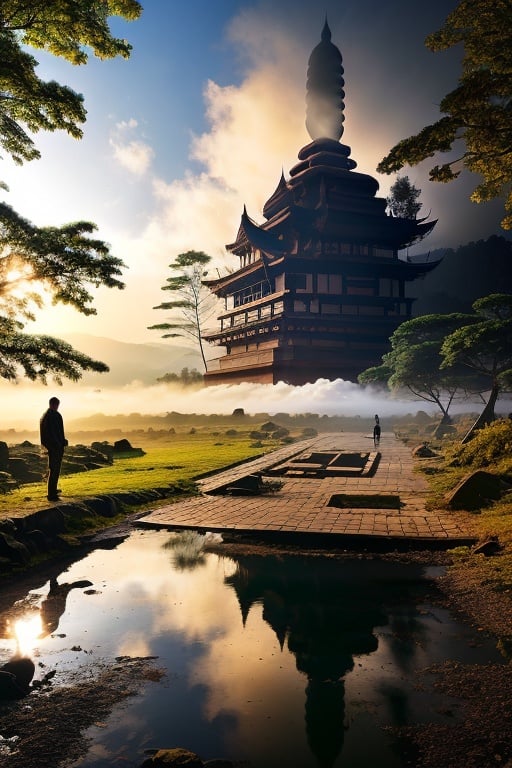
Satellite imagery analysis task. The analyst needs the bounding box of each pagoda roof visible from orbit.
[226,206,291,257]
[262,171,291,220]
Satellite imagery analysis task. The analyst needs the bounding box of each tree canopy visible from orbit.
[386,175,422,219]
[359,294,512,440]
[0,0,142,383]
[358,313,479,421]
[441,294,512,436]
[377,0,512,229]
[149,251,217,373]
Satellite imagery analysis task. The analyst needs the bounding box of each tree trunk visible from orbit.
[461,385,499,443]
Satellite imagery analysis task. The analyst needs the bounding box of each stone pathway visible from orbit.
[137,433,473,547]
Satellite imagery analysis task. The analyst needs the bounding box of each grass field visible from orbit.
[0,430,290,520]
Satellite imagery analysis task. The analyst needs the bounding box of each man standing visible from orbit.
[40,397,68,501]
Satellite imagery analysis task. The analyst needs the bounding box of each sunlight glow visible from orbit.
[14,612,43,656]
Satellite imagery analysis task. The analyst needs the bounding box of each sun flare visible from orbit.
[14,612,43,656]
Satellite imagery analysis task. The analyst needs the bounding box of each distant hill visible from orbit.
[62,334,203,387]
[409,235,512,316]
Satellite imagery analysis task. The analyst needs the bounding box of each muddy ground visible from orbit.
[0,535,511,768]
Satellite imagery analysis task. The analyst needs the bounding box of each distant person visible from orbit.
[373,414,381,447]
[40,397,68,501]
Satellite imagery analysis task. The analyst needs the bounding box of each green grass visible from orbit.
[415,420,512,600]
[0,432,287,521]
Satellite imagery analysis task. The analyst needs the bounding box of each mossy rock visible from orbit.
[446,470,508,510]
[141,747,203,767]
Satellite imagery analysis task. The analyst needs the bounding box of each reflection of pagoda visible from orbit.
[203,21,440,386]
[224,555,405,768]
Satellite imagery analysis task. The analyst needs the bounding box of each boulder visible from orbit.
[141,748,204,767]
[0,532,30,564]
[114,438,134,452]
[82,496,120,518]
[0,441,8,471]
[91,442,114,461]
[412,443,438,458]
[472,537,502,556]
[0,657,35,699]
[21,507,66,535]
[446,470,506,510]
[260,421,279,433]
[7,457,42,482]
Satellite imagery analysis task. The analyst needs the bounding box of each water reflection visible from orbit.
[163,530,208,571]
[0,532,503,768]
[39,577,92,637]
[224,555,429,768]
[14,613,42,656]
[0,577,92,657]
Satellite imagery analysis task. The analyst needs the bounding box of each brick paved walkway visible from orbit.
[137,433,473,548]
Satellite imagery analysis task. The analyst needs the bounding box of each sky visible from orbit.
[1,0,509,425]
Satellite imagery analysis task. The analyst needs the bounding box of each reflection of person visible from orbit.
[373,414,381,446]
[40,397,68,501]
[39,577,92,637]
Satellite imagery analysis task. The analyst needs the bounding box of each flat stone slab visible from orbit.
[137,433,474,548]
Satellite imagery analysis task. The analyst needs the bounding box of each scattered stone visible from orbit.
[113,439,145,456]
[0,657,35,699]
[0,441,9,471]
[271,427,289,439]
[141,748,204,767]
[472,536,502,556]
[114,438,133,451]
[445,470,506,510]
[260,421,279,433]
[0,531,31,564]
[412,443,438,458]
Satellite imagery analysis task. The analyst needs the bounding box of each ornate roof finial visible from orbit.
[305,20,345,141]
[321,17,331,43]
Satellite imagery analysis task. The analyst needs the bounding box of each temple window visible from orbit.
[379,278,400,297]
[317,273,343,293]
[286,273,309,291]
[293,300,308,312]
[232,281,271,307]
[359,305,385,316]
[322,303,340,314]
[346,278,375,296]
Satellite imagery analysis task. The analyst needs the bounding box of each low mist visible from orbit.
[1,377,503,434]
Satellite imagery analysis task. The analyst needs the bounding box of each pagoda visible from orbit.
[203,21,440,386]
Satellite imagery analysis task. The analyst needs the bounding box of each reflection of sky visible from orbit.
[0,530,504,768]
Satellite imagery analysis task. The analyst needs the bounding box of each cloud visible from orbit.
[109,118,154,175]
[21,3,507,352]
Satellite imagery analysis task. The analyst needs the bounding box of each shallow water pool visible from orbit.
[0,529,503,767]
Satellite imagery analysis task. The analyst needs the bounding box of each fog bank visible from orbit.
[2,377,505,433]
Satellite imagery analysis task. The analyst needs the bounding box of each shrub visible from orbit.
[451,420,512,468]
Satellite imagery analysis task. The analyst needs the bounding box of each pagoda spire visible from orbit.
[305,19,345,141]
